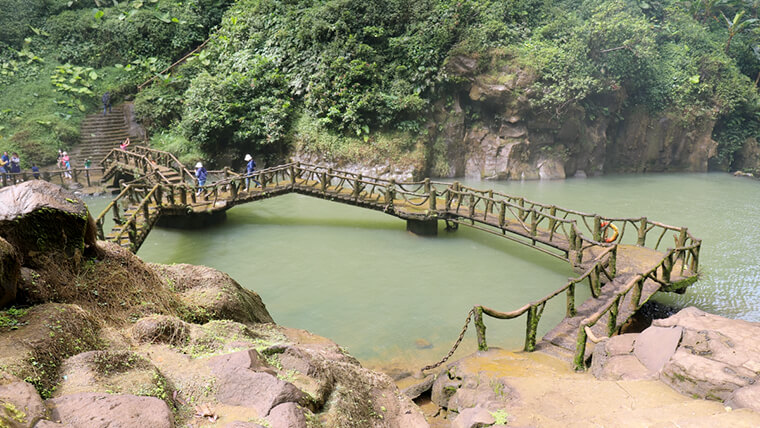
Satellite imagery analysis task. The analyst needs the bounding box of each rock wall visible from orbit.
[292,55,724,180]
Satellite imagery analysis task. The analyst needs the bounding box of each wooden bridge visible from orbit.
[95,146,700,370]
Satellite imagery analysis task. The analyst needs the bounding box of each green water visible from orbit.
[84,172,760,369]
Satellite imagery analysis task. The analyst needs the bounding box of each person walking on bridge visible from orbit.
[243,154,260,191]
[195,162,207,196]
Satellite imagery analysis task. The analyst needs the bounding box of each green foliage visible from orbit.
[0,307,29,330]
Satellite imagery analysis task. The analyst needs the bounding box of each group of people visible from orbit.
[193,153,260,195]
[0,151,40,180]
[0,151,22,174]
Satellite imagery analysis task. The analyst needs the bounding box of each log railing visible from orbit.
[471,245,618,354]
[0,167,104,188]
[95,151,702,364]
[573,239,700,370]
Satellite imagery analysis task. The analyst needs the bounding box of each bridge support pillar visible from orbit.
[157,210,227,229]
[406,219,438,236]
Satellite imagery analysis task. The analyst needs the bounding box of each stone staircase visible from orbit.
[69,106,143,168]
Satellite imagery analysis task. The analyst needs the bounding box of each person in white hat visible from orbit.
[195,161,207,195]
[243,154,260,191]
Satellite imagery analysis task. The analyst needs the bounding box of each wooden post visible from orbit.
[85,169,91,186]
[289,165,296,187]
[423,178,430,195]
[574,325,588,371]
[498,201,506,228]
[677,228,687,247]
[485,190,493,219]
[548,206,557,238]
[429,188,437,211]
[608,295,620,336]
[474,307,487,351]
[518,197,525,219]
[468,194,475,219]
[591,266,601,297]
[353,174,362,199]
[321,171,328,193]
[638,217,647,246]
[530,210,538,237]
[231,180,238,199]
[575,232,584,266]
[112,203,121,224]
[142,202,149,220]
[609,245,617,277]
[180,186,187,205]
[691,242,700,272]
[72,168,79,184]
[662,251,673,282]
[386,179,396,207]
[524,305,539,352]
[632,277,643,309]
[593,215,602,242]
[569,227,577,252]
[21,172,27,182]
[566,281,576,317]
[223,167,229,179]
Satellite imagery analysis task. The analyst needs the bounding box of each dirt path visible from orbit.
[392,349,760,427]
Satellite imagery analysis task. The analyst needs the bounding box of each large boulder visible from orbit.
[430,350,514,413]
[0,181,96,268]
[150,263,273,324]
[591,307,760,408]
[46,392,173,428]
[0,303,101,399]
[0,371,46,428]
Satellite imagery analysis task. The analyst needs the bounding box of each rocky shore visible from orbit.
[1,180,760,428]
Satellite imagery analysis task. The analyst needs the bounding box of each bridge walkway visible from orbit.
[96,147,701,370]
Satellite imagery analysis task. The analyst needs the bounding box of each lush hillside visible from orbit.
[4,0,760,175]
[0,0,231,166]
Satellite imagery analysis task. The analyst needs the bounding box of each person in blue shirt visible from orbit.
[243,154,261,191]
[195,162,207,195]
[31,164,40,179]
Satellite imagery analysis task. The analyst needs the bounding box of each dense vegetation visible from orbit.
[3,0,760,171]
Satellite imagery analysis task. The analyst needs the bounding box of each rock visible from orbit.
[221,422,266,428]
[47,392,174,428]
[633,326,682,373]
[537,157,566,180]
[591,354,654,381]
[53,351,167,399]
[267,402,306,428]
[402,374,436,400]
[33,421,72,427]
[213,368,307,416]
[414,338,433,349]
[0,304,101,397]
[0,237,20,307]
[208,349,274,374]
[130,315,190,346]
[726,384,760,412]
[451,406,496,428]
[0,181,96,267]
[660,347,756,402]
[431,372,462,408]
[0,372,45,428]
[150,264,273,324]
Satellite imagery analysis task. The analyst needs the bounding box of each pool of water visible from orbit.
[83,172,760,369]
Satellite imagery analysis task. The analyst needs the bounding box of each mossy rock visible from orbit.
[0,303,102,399]
[0,181,96,268]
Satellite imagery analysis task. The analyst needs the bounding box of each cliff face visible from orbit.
[430,55,719,180]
